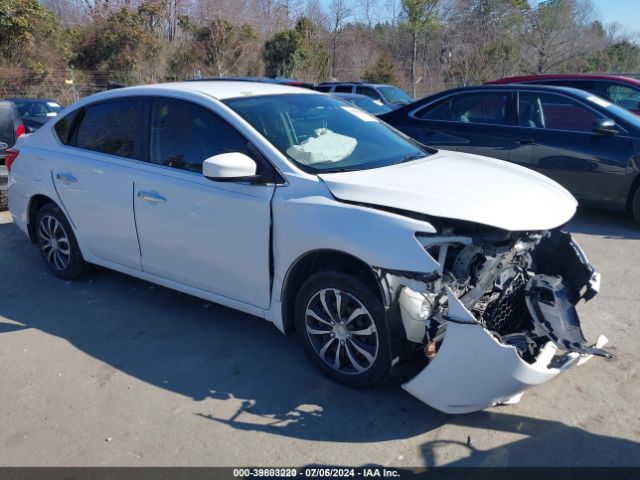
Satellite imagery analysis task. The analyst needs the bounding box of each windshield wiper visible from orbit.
[319,166,359,173]
[398,153,426,163]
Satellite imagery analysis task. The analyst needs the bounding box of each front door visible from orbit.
[132,97,275,308]
[510,91,633,206]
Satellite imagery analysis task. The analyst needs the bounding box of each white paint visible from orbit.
[202,152,256,179]
[319,150,577,232]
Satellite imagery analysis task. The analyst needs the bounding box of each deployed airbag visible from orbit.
[286,128,356,165]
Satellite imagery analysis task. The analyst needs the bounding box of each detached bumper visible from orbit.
[403,290,608,414]
[401,232,610,414]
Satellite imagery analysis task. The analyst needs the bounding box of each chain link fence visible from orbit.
[0,68,157,105]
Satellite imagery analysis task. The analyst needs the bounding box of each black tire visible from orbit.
[35,203,88,280]
[632,186,640,225]
[294,270,391,388]
[0,189,7,211]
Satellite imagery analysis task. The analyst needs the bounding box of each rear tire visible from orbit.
[0,189,7,211]
[35,203,88,280]
[294,270,390,388]
[632,186,640,225]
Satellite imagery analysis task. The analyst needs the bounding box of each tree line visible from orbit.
[1,0,639,104]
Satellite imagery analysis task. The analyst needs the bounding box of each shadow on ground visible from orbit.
[420,412,640,466]
[565,208,640,239]
[1,214,639,465]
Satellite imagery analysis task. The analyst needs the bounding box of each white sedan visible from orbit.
[7,81,611,413]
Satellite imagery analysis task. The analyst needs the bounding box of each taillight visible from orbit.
[5,148,19,172]
[15,123,25,138]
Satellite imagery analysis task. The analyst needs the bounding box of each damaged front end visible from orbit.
[387,225,612,414]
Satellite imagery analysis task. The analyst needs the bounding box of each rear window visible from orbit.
[75,98,145,159]
[418,92,509,125]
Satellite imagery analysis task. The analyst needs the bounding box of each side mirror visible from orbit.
[202,152,258,182]
[592,118,618,136]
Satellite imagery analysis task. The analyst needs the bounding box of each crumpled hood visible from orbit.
[318,150,577,231]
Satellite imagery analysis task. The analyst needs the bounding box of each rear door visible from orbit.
[50,98,144,270]
[406,91,517,159]
[509,90,633,206]
[131,96,275,308]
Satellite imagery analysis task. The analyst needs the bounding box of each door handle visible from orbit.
[55,172,78,183]
[518,138,535,145]
[137,191,166,204]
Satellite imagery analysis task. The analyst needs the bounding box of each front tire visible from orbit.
[295,270,390,388]
[35,203,87,280]
[632,186,640,225]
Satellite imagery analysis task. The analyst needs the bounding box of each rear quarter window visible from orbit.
[54,109,82,145]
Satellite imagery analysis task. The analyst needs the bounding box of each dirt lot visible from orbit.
[1,208,639,467]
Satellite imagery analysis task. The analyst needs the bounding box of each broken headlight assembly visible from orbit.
[393,225,612,413]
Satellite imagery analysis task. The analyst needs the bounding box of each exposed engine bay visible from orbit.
[387,224,613,413]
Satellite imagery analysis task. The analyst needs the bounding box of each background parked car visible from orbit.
[8,98,63,132]
[487,74,640,115]
[332,93,393,115]
[380,84,640,224]
[316,82,412,109]
[0,101,25,210]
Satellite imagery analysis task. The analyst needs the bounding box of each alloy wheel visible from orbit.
[39,215,71,271]
[305,288,379,375]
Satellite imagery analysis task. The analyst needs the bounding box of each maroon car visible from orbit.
[487,74,640,114]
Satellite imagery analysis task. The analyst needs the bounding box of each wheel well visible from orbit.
[27,194,56,243]
[281,250,382,334]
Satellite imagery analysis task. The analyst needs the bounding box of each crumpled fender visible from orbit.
[402,288,608,414]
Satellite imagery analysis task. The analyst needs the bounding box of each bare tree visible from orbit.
[520,0,601,74]
[329,0,352,79]
[358,0,377,28]
[401,0,439,97]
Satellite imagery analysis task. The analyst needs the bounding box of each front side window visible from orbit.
[518,92,600,132]
[418,93,509,125]
[224,93,432,173]
[149,98,250,173]
[605,84,640,111]
[75,98,145,159]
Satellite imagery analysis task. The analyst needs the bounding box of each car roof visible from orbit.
[92,81,322,101]
[190,77,314,87]
[428,84,595,96]
[487,73,640,86]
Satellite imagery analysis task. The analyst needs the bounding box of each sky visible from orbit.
[589,0,640,35]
